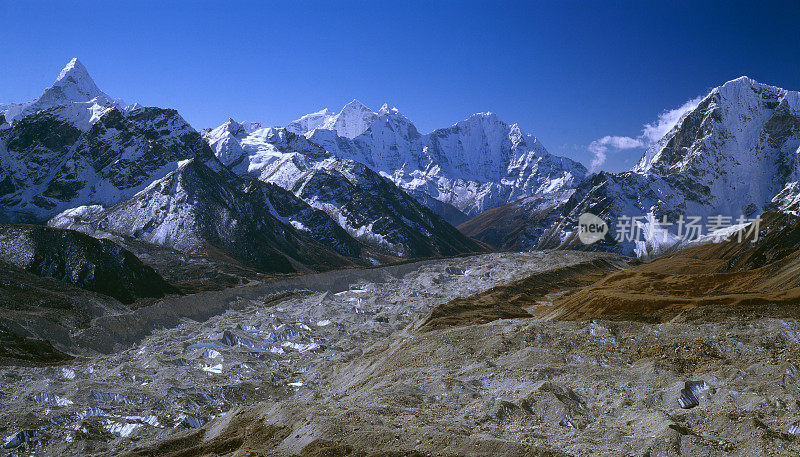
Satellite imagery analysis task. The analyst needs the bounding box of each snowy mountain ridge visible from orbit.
[222,100,587,221]
[286,100,395,139]
[528,76,800,256]
[631,75,800,217]
[203,122,485,257]
[7,58,799,262]
[48,157,364,273]
[455,76,800,257]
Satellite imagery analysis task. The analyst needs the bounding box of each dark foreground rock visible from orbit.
[0,224,177,303]
[0,259,128,364]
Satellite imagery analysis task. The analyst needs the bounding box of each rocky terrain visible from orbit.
[1,228,800,456]
[47,159,362,274]
[457,191,574,251]
[0,259,125,365]
[536,212,800,323]
[0,250,607,455]
[0,224,175,303]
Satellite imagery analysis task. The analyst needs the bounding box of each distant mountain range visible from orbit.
[218,78,800,258]
[1,58,486,275]
[202,118,488,258]
[3,58,800,274]
[278,99,588,220]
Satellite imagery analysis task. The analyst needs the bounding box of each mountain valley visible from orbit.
[2,58,800,457]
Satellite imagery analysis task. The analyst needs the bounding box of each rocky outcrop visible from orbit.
[0,224,176,303]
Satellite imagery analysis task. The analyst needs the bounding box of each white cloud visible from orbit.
[587,95,704,172]
[641,96,704,144]
[588,148,606,173]
[588,136,644,172]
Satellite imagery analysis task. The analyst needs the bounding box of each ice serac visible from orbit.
[0,58,219,222]
[49,158,360,273]
[304,105,587,218]
[203,124,486,258]
[531,76,800,256]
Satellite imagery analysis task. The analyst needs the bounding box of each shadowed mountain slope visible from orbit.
[49,158,360,274]
[0,224,176,303]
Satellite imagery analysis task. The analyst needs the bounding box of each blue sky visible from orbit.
[1,0,798,171]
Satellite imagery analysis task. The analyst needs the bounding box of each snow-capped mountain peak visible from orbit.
[286,108,335,135]
[1,57,119,125]
[51,57,109,102]
[460,111,500,126]
[319,99,379,138]
[289,100,408,139]
[39,57,116,113]
[378,103,399,115]
[297,106,585,217]
[206,118,267,141]
[517,76,800,257]
[718,75,756,91]
[634,75,798,176]
[220,117,246,136]
[340,98,371,113]
[216,102,586,222]
[508,123,526,146]
[0,58,223,222]
[715,75,786,103]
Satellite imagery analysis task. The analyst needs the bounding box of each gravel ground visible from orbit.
[5,249,798,456]
[0,251,609,456]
